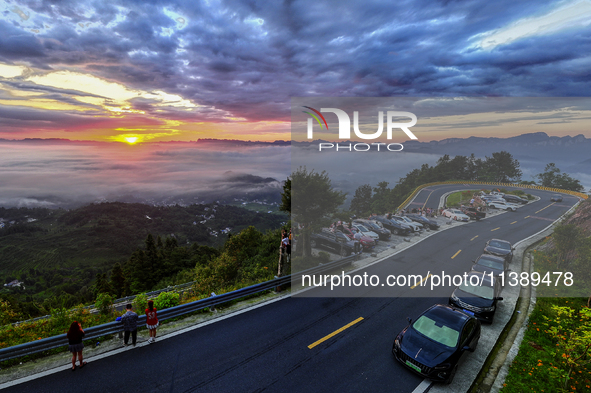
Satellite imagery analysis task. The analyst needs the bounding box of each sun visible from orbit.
[124,136,139,144]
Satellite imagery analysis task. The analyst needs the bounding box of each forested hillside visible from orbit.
[0,202,287,319]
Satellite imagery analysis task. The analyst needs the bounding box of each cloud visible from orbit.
[1,0,589,137]
[0,139,290,207]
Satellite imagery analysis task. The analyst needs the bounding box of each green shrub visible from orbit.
[318,252,331,263]
[153,291,180,310]
[49,307,69,330]
[95,293,114,315]
[132,293,148,314]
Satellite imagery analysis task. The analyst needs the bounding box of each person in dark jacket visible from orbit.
[67,321,86,370]
[121,303,139,347]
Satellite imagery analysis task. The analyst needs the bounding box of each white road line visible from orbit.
[411,379,432,393]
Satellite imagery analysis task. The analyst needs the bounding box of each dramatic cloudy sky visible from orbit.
[1,0,590,206]
[2,0,591,142]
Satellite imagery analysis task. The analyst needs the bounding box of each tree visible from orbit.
[350,184,373,217]
[483,151,522,182]
[94,272,112,296]
[280,177,291,214]
[536,163,584,192]
[291,167,346,258]
[110,263,126,298]
[371,181,392,214]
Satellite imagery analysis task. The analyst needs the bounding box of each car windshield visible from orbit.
[371,221,384,228]
[356,225,369,232]
[452,210,462,214]
[458,282,495,300]
[477,259,504,270]
[412,315,459,347]
[489,240,510,250]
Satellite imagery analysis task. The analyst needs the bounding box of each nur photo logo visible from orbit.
[302,106,418,151]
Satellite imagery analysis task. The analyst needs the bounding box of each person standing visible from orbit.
[67,321,86,370]
[121,303,139,347]
[145,300,159,344]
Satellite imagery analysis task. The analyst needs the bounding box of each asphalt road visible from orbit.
[3,185,579,393]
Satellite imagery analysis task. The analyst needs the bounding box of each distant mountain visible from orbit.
[294,132,591,175]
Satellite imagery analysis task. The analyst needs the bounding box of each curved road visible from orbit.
[2,185,580,393]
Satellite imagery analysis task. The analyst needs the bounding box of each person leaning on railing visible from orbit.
[67,321,87,370]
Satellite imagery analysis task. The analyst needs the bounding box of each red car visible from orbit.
[339,227,375,251]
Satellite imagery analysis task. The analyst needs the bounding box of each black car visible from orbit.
[405,214,440,230]
[310,230,357,257]
[449,271,503,323]
[550,194,563,202]
[372,216,410,236]
[471,254,510,280]
[353,219,391,240]
[503,194,528,204]
[392,304,481,384]
[483,239,514,264]
[459,207,486,221]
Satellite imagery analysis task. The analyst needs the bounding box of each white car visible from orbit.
[487,200,519,211]
[442,209,470,222]
[395,215,424,231]
[391,216,421,232]
[351,223,380,243]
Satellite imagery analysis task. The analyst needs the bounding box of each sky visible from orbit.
[1,0,591,206]
[1,0,591,143]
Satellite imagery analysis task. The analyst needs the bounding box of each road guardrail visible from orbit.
[0,253,356,363]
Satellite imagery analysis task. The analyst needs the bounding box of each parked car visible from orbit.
[503,194,528,204]
[471,254,510,280]
[460,207,486,221]
[392,215,423,232]
[481,196,505,203]
[405,214,440,230]
[310,230,357,257]
[392,304,481,384]
[486,200,519,211]
[442,209,470,222]
[449,271,503,323]
[483,239,514,263]
[339,227,376,251]
[550,194,563,202]
[354,219,391,240]
[351,223,380,243]
[373,216,411,236]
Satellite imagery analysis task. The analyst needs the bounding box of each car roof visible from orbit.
[489,238,511,245]
[464,270,496,286]
[476,253,506,262]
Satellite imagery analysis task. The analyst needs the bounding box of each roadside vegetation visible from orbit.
[0,202,287,321]
[501,199,591,393]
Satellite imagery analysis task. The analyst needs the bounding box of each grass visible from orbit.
[446,190,477,207]
[500,297,591,393]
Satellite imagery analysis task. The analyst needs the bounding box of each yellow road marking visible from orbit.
[423,189,436,208]
[411,274,433,289]
[524,216,530,219]
[491,227,500,231]
[470,235,478,241]
[308,317,364,349]
[535,203,555,214]
[451,249,462,259]
[510,221,517,224]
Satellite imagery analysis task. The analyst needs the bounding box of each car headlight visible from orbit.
[451,293,459,302]
[483,305,496,312]
[434,363,451,370]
